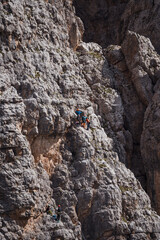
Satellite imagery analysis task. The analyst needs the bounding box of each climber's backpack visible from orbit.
[80,111,84,117]
[82,116,87,123]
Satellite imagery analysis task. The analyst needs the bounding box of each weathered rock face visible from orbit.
[141,90,160,215]
[74,0,160,53]
[0,1,160,240]
[121,0,160,53]
[73,0,128,48]
[105,30,160,216]
[104,41,147,188]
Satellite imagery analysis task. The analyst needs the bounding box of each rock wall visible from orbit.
[73,0,128,48]
[105,30,160,215]
[74,0,160,53]
[0,0,160,240]
[74,0,160,214]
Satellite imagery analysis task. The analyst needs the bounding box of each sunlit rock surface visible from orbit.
[0,0,160,239]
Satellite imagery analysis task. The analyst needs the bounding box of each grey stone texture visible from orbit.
[105,30,160,219]
[74,0,160,53]
[0,0,160,240]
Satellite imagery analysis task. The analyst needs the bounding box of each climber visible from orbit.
[81,115,87,128]
[46,204,61,223]
[75,108,83,124]
[86,117,90,130]
[46,205,53,216]
[52,205,61,222]
[56,205,61,222]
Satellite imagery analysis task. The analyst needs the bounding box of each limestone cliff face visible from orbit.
[0,1,160,240]
[74,0,160,216]
[105,30,160,215]
[74,0,160,52]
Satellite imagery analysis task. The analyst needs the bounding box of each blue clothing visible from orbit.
[75,110,82,116]
[87,122,90,130]
[82,116,87,123]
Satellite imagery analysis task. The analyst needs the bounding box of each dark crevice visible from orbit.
[73,0,128,48]
[73,0,160,54]
[73,0,149,193]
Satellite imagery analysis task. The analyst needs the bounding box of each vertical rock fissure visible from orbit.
[73,0,146,188]
[73,1,160,214]
[73,0,127,48]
